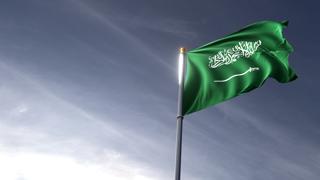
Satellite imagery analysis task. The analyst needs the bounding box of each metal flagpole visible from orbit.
[175,47,186,180]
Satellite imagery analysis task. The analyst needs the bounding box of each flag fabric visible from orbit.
[182,20,297,115]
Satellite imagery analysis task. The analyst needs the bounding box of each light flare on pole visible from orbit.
[175,47,186,180]
[178,50,185,85]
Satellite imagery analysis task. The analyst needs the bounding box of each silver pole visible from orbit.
[175,47,186,180]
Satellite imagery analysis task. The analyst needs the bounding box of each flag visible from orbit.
[182,20,297,115]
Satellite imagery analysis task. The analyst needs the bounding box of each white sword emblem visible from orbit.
[214,67,260,83]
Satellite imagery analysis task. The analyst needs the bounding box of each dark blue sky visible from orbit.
[0,0,319,179]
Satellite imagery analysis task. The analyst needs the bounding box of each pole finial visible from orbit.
[179,47,186,53]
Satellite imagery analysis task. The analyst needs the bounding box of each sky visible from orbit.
[0,0,319,179]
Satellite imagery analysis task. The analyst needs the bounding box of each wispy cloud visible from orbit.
[70,0,174,71]
[0,146,157,180]
[0,60,170,179]
[110,15,198,39]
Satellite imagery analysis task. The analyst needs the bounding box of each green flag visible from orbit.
[182,20,297,115]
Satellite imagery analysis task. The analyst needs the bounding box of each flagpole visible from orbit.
[175,47,186,180]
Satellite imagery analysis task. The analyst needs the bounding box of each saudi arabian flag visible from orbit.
[182,20,297,115]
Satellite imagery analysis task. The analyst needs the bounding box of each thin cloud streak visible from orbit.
[0,60,121,137]
[71,0,174,71]
[0,59,172,179]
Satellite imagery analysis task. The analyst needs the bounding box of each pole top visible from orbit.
[179,47,186,53]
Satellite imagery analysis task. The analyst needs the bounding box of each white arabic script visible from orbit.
[209,40,262,69]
